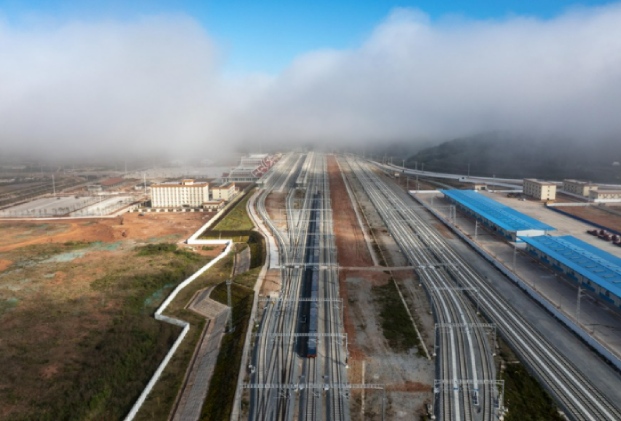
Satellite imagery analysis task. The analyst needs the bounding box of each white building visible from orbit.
[589,190,621,203]
[523,178,557,201]
[563,179,598,197]
[150,179,209,208]
[211,183,237,201]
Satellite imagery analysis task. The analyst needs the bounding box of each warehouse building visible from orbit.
[150,179,209,208]
[211,182,237,201]
[521,235,621,308]
[563,179,598,197]
[523,178,557,201]
[441,189,555,242]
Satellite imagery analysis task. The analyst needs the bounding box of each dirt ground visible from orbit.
[0,212,218,419]
[328,156,434,420]
[554,204,621,233]
[265,193,288,232]
[259,269,282,298]
[0,212,214,253]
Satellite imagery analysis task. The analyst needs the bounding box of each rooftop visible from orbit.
[564,179,597,186]
[524,178,557,186]
[152,180,208,188]
[520,235,621,298]
[441,189,556,233]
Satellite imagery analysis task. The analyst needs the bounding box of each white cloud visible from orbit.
[237,5,621,147]
[0,15,226,158]
[1,5,621,159]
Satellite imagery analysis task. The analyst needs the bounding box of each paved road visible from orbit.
[171,289,230,421]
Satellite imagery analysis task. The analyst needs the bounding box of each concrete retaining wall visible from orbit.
[123,238,233,421]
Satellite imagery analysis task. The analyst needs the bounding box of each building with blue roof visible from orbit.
[521,235,621,308]
[440,189,555,242]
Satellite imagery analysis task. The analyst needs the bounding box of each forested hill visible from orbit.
[406,134,621,183]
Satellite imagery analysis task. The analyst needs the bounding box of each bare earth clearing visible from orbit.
[555,204,621,232]
[327,156,434,420]
[0,212,217,419]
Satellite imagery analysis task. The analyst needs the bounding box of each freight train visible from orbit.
[303,193,321,358]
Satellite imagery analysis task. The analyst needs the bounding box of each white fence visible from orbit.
[123,238,233,421]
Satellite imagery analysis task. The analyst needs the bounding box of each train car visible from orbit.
[307,307,319,358]
[309,307,318,332]
[310,289,318,303]
[307,337,317,358]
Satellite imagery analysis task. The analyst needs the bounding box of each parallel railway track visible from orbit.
[346,155,621,421]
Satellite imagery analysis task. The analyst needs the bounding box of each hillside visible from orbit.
[406,134,621,183]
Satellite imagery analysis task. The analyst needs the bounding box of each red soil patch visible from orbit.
[556,205,621,233]
[328,155,376,361]
[0,259,11,271]
[387,381,431,393]
[327,156,373,268]
[0,212,210,253]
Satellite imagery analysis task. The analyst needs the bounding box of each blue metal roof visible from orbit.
[441,190,555,233]
[521,235,621,298]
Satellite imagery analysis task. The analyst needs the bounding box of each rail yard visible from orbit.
[243,152,621,421]
[3,151,621,420]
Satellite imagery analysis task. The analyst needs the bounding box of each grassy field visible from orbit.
[135,196,265,419]
[498,339,564,421]
[212,193,254,231]
[201,281,254,420]
[372,278,421,353]
[135,255,234,421]
[0,242,212,420]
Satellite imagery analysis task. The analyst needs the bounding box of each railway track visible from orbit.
[346,155,621,421]
[344,155,497,420]
[248,153,349,421]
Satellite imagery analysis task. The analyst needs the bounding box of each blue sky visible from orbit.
[2,0,621,157]
[0,0,617,74]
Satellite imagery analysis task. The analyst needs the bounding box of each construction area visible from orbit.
[0,211,219,420]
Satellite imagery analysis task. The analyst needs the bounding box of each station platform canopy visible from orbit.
[440,190,555,233]
[521,235,621,297]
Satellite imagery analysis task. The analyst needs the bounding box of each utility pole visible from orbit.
[52,174,56,197]
[576,286,583,324]
[475,220,479,241]
[513,243,517,272]
[227,279,235,332]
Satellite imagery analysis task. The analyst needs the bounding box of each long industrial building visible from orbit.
[520,235,621,308]
[441,189,555,242]
[150,179,209,208]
